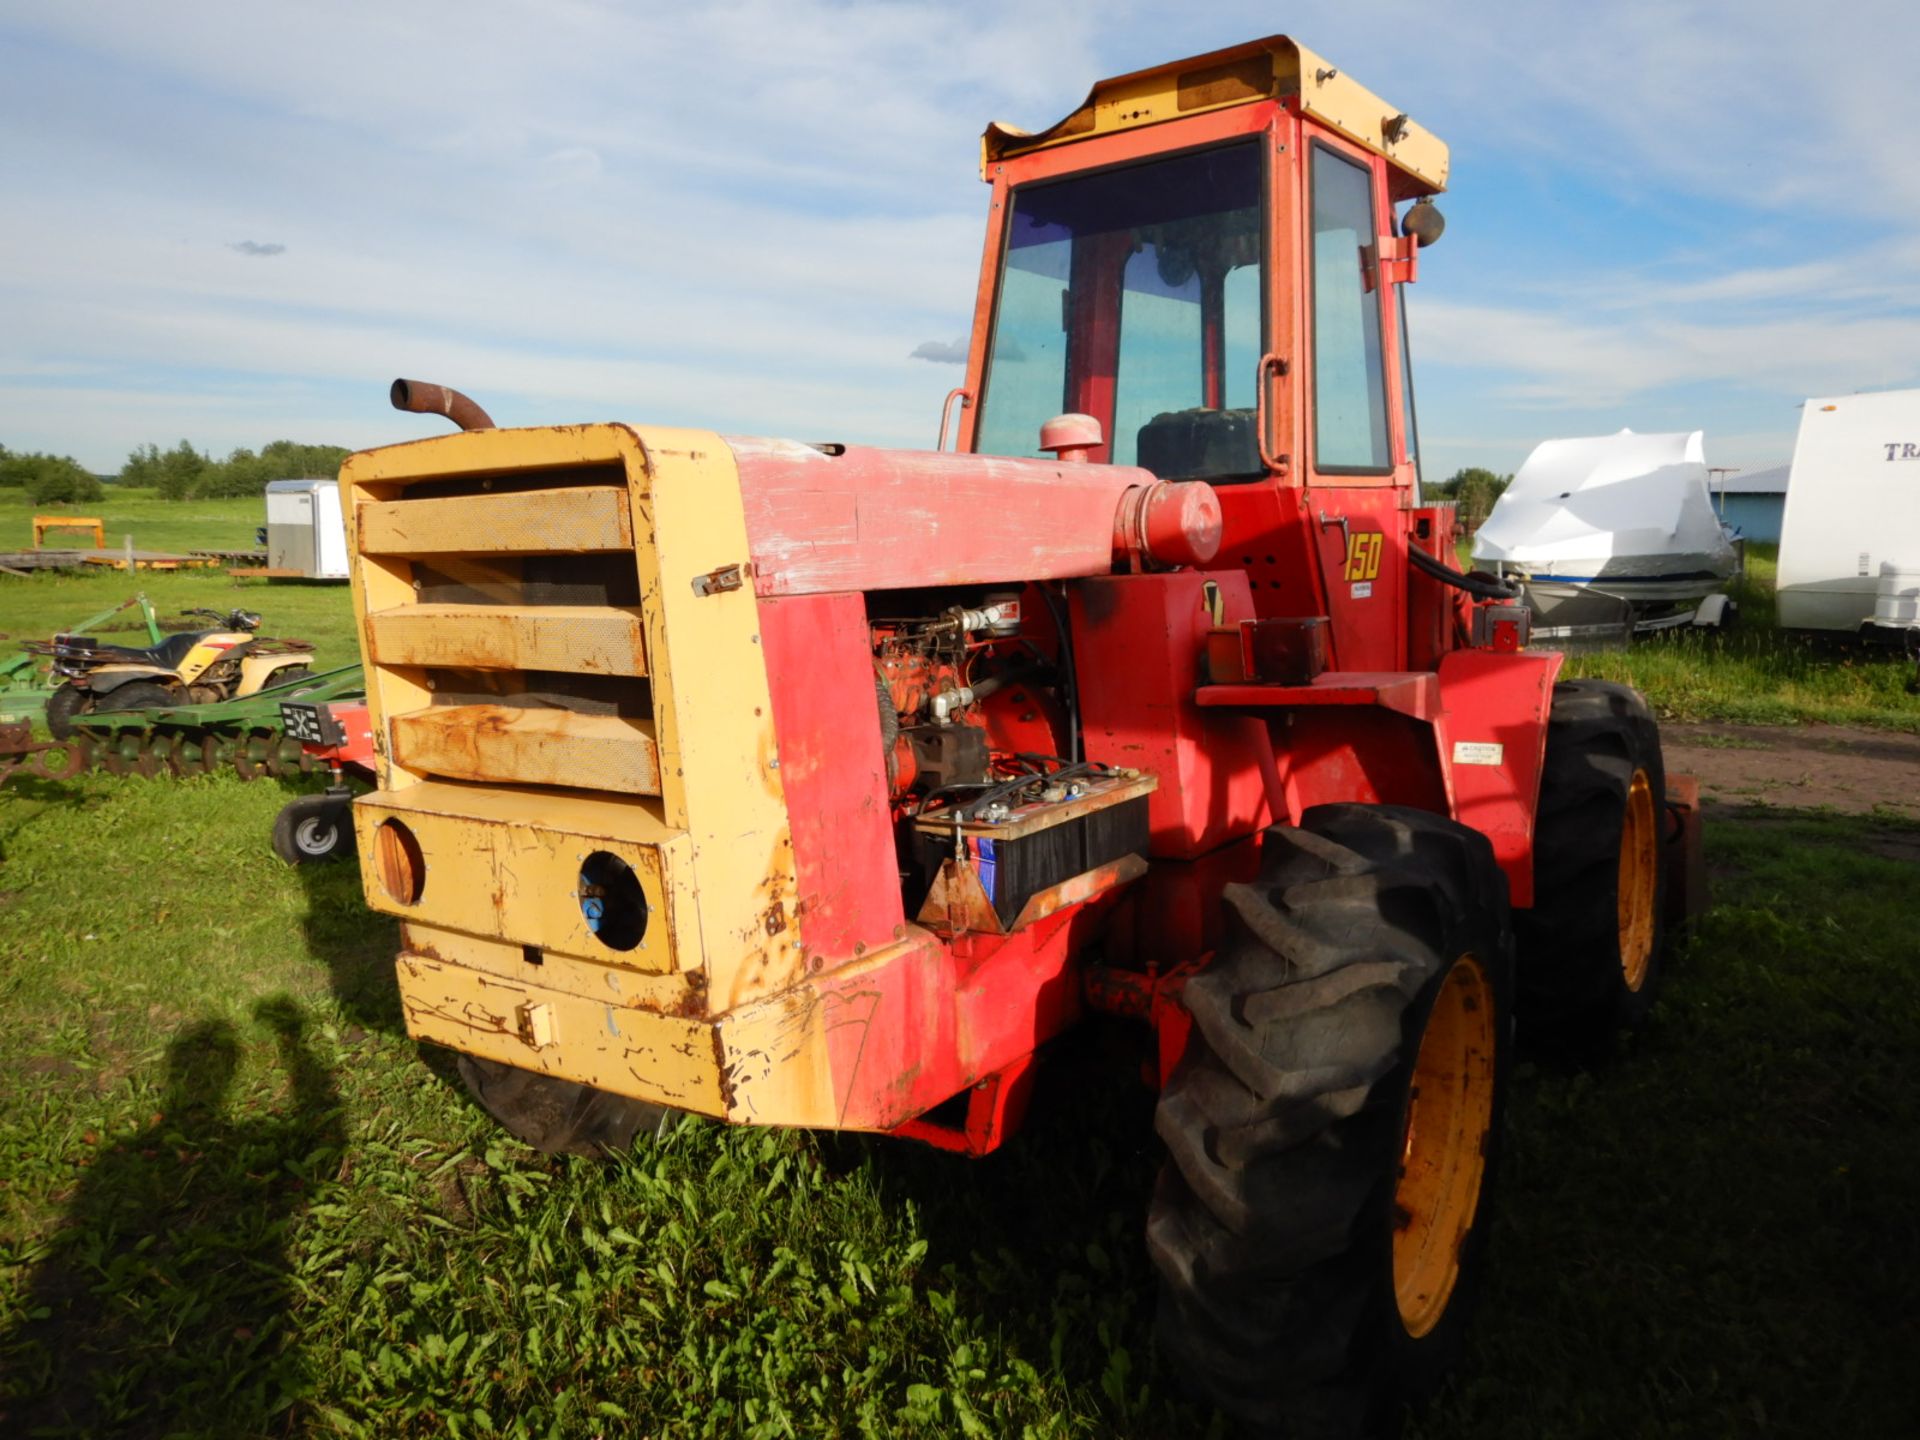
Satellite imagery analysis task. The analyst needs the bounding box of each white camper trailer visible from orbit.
[263,478,349,581]
[1777,388,1920,634]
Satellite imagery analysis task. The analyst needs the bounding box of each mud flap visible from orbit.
[1663,772,1708,931]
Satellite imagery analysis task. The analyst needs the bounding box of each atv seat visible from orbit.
[88,631,222,668]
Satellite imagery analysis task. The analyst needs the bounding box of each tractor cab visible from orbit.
[962,38,1449,669]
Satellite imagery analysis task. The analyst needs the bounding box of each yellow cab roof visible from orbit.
[982,35,1448,195]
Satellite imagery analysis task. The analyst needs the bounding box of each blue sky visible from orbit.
[2,0,1915,479]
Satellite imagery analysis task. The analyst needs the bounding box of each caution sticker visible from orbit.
[1452,741,1504,765]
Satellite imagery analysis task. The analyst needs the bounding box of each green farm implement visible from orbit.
[0,663,365,784]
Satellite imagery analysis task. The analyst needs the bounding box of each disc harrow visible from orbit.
[0,663,364,786]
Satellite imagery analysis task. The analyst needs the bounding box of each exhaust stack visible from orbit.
[390,378,494,432]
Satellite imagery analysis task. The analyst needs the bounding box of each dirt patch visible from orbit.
[1665,722,1920,817]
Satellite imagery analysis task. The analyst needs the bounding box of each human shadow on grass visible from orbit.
[287,839,467,1096]
[0,997,343,1438]
[290,835,407,1038]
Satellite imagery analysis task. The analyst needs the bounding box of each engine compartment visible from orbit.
[867,583,1151,929]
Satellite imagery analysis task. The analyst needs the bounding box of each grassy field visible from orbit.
[1562,545,1920,731]
[5,488,265,559]
[2,775,1916,1437]
[0,491,361,685]
[4,488,1919,1434]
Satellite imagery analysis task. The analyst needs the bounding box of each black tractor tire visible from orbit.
[456,1054,676,1157]
[272,793,355,865]
[1149,804,1513,1439]
[95,681,177,714]
[1515,679,1667,1046]
[45,683,92,739]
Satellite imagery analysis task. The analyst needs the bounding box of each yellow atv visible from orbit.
[41,607,315,739]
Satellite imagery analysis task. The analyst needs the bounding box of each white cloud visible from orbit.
[0,0,1915,478]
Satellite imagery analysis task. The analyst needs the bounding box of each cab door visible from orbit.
[1298,130,1412,672]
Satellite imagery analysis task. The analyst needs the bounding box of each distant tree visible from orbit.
[119,442,164,489]
[118,439,213,499]
[1429,466,1512,525]
[3,451,105,504]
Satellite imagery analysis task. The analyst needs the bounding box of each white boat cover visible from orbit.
[1472,429,1737,580]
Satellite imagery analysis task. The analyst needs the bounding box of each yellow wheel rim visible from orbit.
[1617,768,1659,992]
[1392,954,1497,1339]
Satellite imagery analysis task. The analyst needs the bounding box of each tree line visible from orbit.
[1425,467,1512,525]
[0,439,351,506]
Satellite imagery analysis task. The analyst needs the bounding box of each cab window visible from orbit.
[1310,145,1391,473]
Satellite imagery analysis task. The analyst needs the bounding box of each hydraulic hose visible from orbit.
[1407,543,1523,601]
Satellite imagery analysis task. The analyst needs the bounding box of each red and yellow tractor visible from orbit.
[339,36,1700,1436]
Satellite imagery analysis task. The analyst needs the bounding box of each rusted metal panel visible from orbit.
[398,923,700,1013]
[755,592,905,964]
[622,427,805,1012]
[395,953,725,1113]
[727,437,1151,597]
[391,704,662,795]
[366,603,648,676]
[351,780,687,973]
[356,486,633,556]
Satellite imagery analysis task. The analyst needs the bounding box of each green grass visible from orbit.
[3,486,266,557]
[2,772,1917,1437]
[0,489,361,691]
[1561,546,1920,731]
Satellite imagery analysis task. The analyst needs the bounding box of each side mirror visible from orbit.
[1403,199,1446,247]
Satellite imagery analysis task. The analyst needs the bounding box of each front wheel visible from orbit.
[45,683,92,739]
[256,664,312,695]
[1149,804,1513,1438]
[456,1055,676,1157]
[272,792,355,864]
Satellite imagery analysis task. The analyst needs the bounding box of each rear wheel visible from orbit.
[456,1054,676,1157]
[1149,804,1513,1438]
[44,683,91,739]
[1516,680,1667,1046]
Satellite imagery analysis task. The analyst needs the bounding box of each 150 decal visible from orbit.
[1344,530,1384,582]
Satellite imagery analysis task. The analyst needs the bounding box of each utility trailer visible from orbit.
[340,38,1702,1436]
[263,478,350,580]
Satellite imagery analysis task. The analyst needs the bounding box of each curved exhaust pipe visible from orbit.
[390,378,495,432]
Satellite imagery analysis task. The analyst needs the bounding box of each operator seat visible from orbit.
[1136,407,1261,482]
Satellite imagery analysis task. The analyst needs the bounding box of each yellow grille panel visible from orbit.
[351,780,684,972]
[367,604,647,675]
[392,704,662,794]
[357,485,633,555]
